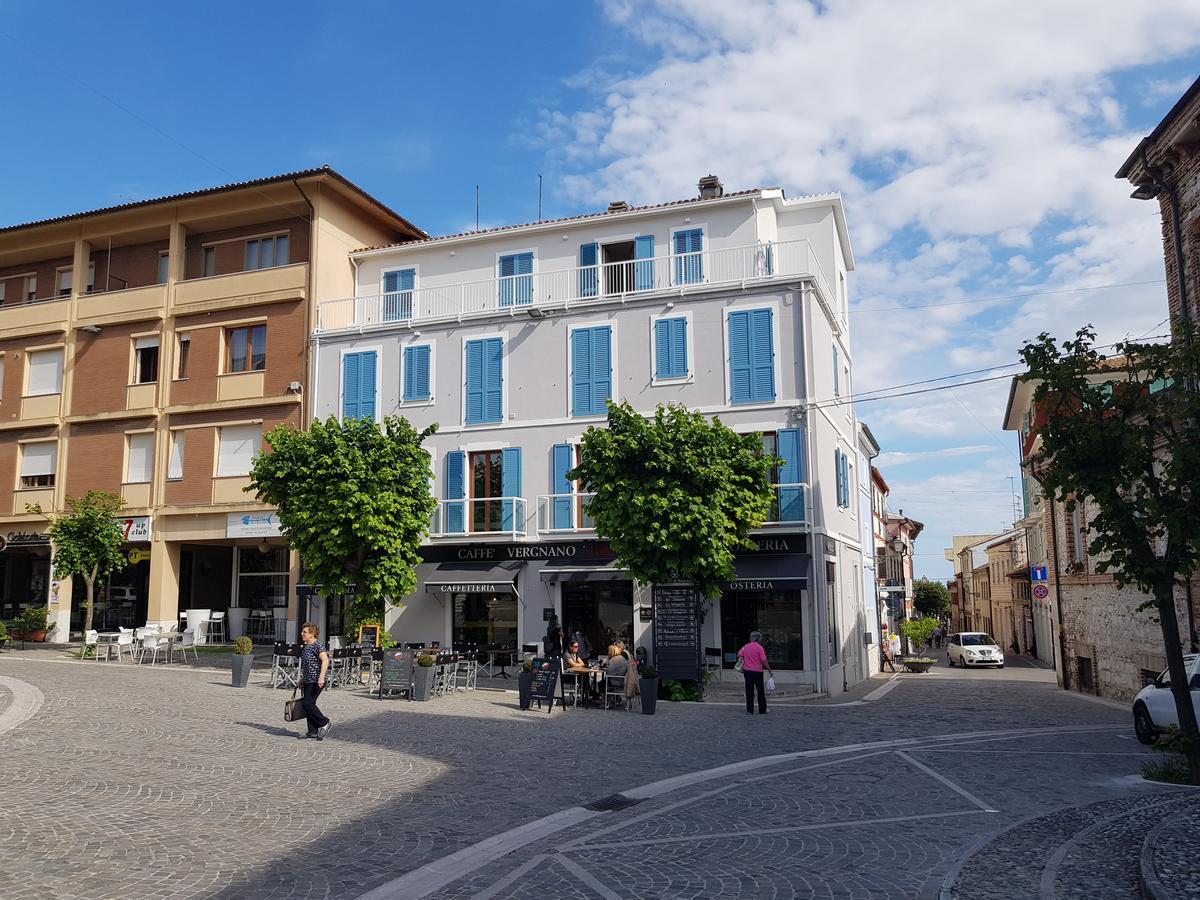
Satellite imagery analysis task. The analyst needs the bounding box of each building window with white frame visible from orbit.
[18,441,56,489]
[167,431,185,480]
[26,348,64,396]
[125,433,154,484]
[216,424,261,477]
[134,336,160,384]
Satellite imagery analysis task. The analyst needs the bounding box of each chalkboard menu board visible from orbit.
[528,665,560,713]
[358,624,381,648]
[652,585,701,681]
[378,650,413,700]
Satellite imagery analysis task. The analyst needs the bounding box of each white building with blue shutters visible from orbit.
[311,176,869,693]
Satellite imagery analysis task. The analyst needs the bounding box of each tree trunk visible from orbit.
[1155,580,1200,784]
[83,574,95,633]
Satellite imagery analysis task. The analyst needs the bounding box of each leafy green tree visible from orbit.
[900,616,940,655]
[568,401,781,598]
[913,577,951,619]
[248,416,438,628]
[1020,323,1200,783]
[29,491,127,634]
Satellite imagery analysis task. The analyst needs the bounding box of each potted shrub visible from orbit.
[0,620,8,650]
[518,658,535,709]
[20,607,49,642]
[231,636,254,687]
[412,653,436,701]
[640,664,659,715]
[900,617,939,672]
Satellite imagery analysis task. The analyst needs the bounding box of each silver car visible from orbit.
[1132,654,1199,745]
[947,632,1005,668]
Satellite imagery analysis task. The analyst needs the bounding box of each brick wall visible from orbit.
[170,300,306,407]
[183,218,309,280]
[90,239,169,292]
[65,419,154,497]
[0,255,72,304]
[72,322,161,416]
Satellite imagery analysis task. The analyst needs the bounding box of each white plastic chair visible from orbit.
[82,630,100,661]
[113,631,134,662]
[176,629,198,664]
[137,634,167,665]
[208,611,226,643]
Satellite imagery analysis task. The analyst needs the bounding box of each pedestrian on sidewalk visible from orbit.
[737,631,773,715]
[933,626,943,649]
[298,622,331,740]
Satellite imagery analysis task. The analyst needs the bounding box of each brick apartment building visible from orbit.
[0,168,421,640]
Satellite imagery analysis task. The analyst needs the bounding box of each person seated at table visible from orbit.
[563,641,587,671]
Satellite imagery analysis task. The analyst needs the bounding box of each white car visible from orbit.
[947,632,1005,668]
[1132,654,1200,745]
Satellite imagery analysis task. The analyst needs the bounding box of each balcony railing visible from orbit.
[317,238,832,332]
[536,493,596,535]
[430,497,527,539]
[758,483,809,527]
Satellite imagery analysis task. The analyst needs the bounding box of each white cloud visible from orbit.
[877,445,994,467]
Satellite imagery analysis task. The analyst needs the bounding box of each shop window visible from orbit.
[452,591,518,650]
[125,433,154,484]
[134,336,160,384]
[217,424,261,477]
[719,586,805,669]
[226,325,266,373]
[236,546,289,613]
[19,441,57,489]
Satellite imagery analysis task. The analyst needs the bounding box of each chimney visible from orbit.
[698,174,724,199]
[607,200,630,213]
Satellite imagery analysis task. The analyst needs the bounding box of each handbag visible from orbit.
[284,685,305,723]
[733,657,744,673]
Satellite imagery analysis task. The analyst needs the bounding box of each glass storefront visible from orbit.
[237,546,289,609]
[720,588,805,669]
[561,580,634,659]
[0,544,51,622]
[452,591,518,649]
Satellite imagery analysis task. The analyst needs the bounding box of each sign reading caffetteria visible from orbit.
[426,582,514,594]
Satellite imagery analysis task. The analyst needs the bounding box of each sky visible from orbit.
[2,1,1199,579]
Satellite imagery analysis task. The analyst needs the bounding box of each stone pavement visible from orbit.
[0,648,1195,899]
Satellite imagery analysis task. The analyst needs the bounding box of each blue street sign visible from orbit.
[1031,566,1048,582]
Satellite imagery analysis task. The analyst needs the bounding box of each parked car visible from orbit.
[946,632,1005,668]
[1132,654,1200,745]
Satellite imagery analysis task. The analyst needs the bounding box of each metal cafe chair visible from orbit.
[271,642,300,688]
[704,647,723,683]
[604,673,629,710]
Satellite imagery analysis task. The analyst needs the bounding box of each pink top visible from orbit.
[739,641,768,672]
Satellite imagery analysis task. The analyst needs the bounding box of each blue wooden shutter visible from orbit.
[634,235,655,291]
[501,447,522,531]
[654,319,671,379]
[403,345,430,401]
[500,253,533,307]
[591,326,612,414]
[579,243,599,298]
[552,443,574,529]
[674,228,703,284]
[445,451,465,533]
[483,337,503,422]
[833,344,840,397]
[498,254,516,307]
[843,452,852,507]
[655,317,688,379]
[750,308,775,401]
[383,270,400,293]
[777,428,804,522]
[465,340,484,423]
[358,351,377,421]
[342,352,360,420]
[834,449,843,508]
[670,317,687,377]
[728,311,751,404]
[572,328,592,416]
[384,269,414,321]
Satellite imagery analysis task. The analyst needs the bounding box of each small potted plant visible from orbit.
[0,620,9,650]
[20,607,49,642]
[518,658,536,709]
[231,636,254,687]
[640,664,659,715]
[900,617,939,673]
[412,653,436,701]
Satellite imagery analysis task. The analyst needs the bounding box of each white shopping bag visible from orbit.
[766,675,776,693]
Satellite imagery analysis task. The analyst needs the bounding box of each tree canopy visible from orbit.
[30,490,128,634]
[568,401,781,598]
[913,577,951,619]
[1020,322,1200,782]
[248,416,438,629]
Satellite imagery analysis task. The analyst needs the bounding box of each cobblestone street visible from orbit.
[1,650,1195,899]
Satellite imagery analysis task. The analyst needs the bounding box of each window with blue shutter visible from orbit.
[383,268,415,321]
[552,443,575,529]
[445,451,465,533]
[654,317,688,379]
[777,428,804,522]
[501,447,522,532]
[634,235,655,291]
[834,448,844,508]
[673,228,703,285]
[498,252,534,307]
[571,326,613,417]
[579,243,599,298]
[833,344,840,397]
[402,344,431,402]
[728,308,775,404]
[341,350,377,421]
[464,338,504,424]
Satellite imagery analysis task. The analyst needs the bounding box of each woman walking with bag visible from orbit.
[297,622,331,740]
[737,631,773,715]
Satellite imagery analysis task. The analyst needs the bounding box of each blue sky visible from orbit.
[3,1,1200,579]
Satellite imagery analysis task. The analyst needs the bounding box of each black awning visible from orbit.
[425,562,521,595]
[721,555,808,592]
[539,562,630,583]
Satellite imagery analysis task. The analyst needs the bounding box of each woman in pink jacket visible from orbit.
[737,630,773,715]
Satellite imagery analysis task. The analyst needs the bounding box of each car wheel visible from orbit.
[998,664,1005,669]
[1133,703,1157,745]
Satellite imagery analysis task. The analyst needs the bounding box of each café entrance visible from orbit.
[561,580,634,660]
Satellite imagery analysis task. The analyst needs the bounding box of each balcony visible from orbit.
[757,483,809,529]
[174,262,307,309]
[77,283,167,324]
[430,497,528,539]
[536,493,596,536]
[317,239,833,332]
[0,294,69,335]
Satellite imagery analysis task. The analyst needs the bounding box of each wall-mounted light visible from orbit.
[257,539,272,555]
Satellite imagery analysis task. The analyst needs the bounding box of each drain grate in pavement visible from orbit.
[583,793,643,812]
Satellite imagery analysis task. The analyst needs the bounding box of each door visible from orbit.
[560,580,633,660]
[470,450,504,533]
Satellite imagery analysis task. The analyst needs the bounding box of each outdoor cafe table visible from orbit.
[565,665,606,706]
[96,632,121,661]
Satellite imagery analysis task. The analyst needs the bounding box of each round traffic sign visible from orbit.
[1033,584,1049,599]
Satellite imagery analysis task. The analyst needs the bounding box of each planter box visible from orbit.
[640,678,659,714]
[902,659,934,673]
[412,666,435,701]
[231,654,253,688]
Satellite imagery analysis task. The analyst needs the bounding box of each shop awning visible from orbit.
[539,561,630,583]
[721,555,808,591]
[425,562,521,596]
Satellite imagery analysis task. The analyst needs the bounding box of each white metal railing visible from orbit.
[317,238,833,332]
[429,497,528,539]
[536,493,596,535]
[758,483,809,527]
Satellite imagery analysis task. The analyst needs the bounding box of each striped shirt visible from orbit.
[300,640,326,683]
